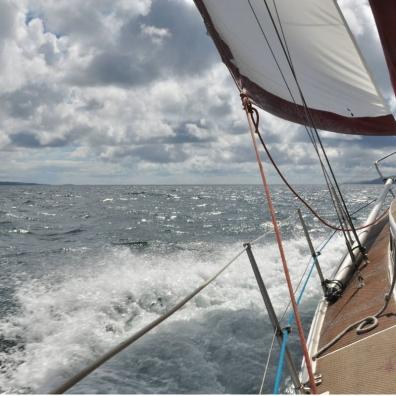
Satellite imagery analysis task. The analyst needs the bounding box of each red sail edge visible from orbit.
[194,0,396,136]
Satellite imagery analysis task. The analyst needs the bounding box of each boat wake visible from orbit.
[0,236,345,394]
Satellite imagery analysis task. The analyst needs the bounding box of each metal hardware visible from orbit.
[323,280,343,303]
[375,152,396,197]
[390,199,396,271]
[330,185,359,265]
[297,209,326,295]
[324,177,394,303]
[302,374,322,393]
[244,243,302,392]
[314,374,322,385]
[282,325,291,334]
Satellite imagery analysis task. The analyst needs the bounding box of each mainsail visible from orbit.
[195,0,396,135]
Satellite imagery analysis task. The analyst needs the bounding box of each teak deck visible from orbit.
[314,218,396,393]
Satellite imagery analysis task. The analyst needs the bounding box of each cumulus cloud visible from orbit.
[0,0,394,184]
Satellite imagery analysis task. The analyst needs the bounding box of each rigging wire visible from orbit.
[257,230,331,394]
[247,0,359,252]
[249,106,388,232]
[258,197,376,393]
[261,0,364,250]
[247,0,297,104]
[49,231,269,394]
[273,226,338,393]
[279,197,376,327]
[313,245,396,359]
[273,192,378,391]
[259,329,277,394]
[272,235,334,394]
[242,94,318,393]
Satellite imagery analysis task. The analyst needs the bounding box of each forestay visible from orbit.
[195,0,396,135]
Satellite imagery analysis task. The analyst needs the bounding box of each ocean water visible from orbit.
[0,184,387,394]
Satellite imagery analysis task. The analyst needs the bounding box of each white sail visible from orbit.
[195,0,396,135]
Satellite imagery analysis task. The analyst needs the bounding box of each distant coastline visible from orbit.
[0,180,389,186]
[349,178,387,185]
[0,181,42,186]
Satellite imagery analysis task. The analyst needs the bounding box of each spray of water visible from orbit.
[0,235,345,394]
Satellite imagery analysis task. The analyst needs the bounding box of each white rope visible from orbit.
[50,232,268,394]
[259,328,277,394]
[254,247,312,395]
[250,232,267,246]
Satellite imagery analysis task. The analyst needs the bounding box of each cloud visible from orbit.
[140,24,172,45]
[0,82,64,118]
[68,0,218,88]
[0,0,394,184]
[10,131,68,148]
[0,1,17,53]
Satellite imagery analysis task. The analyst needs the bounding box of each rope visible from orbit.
[313,245,396,359]
[247,0,297,105]
[249,105,388,232]
[242,94,318,394]
[247,0,364,254]
[273,231,336,393]
[271,198,375,392]
[277,199,373,325]
[259,329,277,394]
[261,0,363,249]
[256,228,334,394]
[49,236,266,394]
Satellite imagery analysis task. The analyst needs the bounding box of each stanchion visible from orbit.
[244,243,302,392]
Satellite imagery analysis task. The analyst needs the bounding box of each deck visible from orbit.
[314,217,396,393]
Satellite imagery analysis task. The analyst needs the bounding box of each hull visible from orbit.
[305,203,396,393]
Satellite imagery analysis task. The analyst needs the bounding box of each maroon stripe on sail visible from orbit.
[194,0,396,136]
[369,0,396,98]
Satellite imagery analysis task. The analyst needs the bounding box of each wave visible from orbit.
[8,229,31,234]
[111,241,149,249]
[0,236,345,393]
[41,228,85,237]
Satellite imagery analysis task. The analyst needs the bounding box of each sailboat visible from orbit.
[46,1,396,394]
[193,0,396,394]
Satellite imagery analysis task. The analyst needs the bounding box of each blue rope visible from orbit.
[273,231,335,394]
[271,198,374,393]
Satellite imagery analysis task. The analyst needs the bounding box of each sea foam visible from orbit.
[0,235,344,394]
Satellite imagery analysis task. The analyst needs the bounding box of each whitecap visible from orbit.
[9,229,30,234]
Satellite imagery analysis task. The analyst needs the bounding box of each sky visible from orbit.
[0,0,395,185]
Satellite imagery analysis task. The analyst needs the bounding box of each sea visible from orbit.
[0,184,388,394]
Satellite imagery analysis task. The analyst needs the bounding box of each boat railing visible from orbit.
[374,151,396,184]
[376,152,396,269]
[47,186,394,394]
[390,198,396,267]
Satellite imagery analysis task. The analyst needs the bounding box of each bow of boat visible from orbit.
[305,196,396,394]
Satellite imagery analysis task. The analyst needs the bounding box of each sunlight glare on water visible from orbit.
[0,184,386,393]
